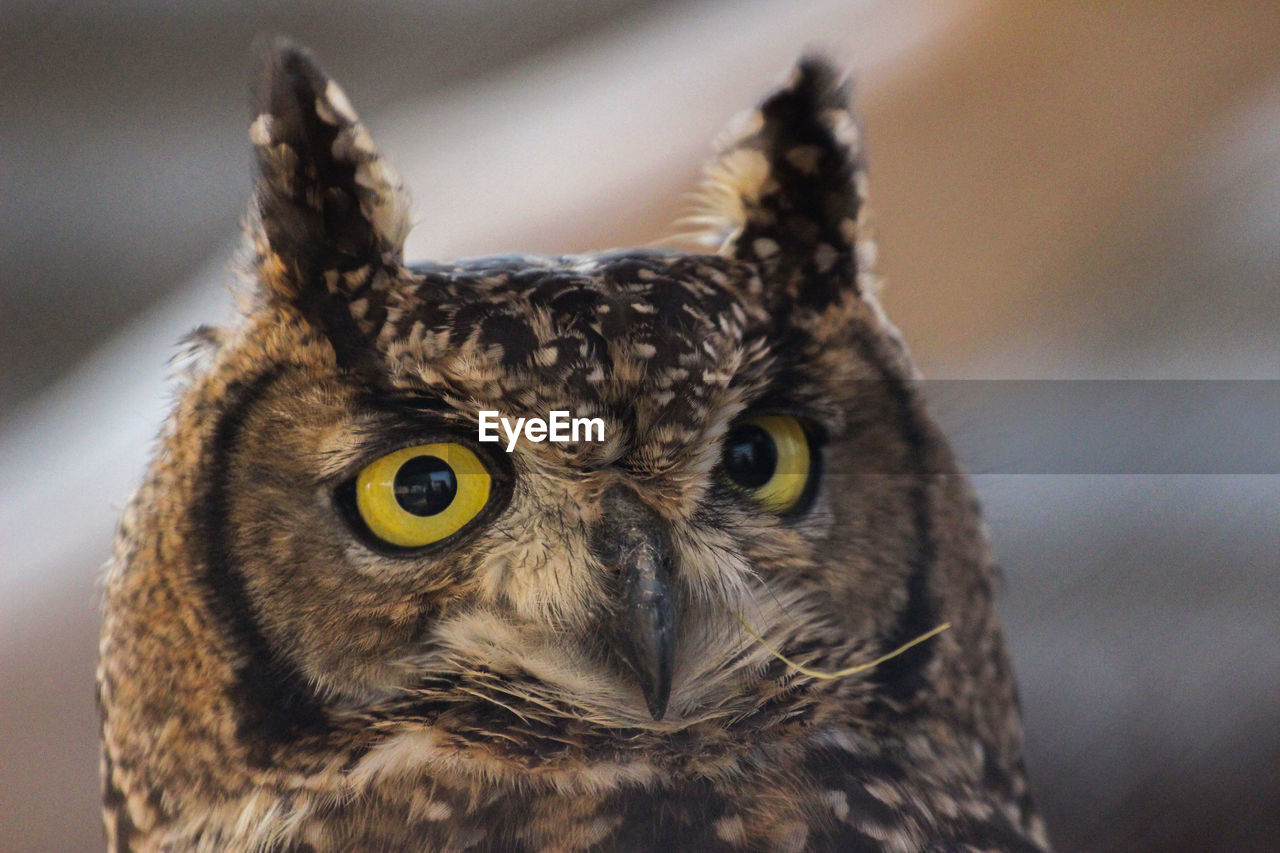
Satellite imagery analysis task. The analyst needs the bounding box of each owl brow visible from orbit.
[310,396,475,483]
[356,410,476,452]
[373,390,453,414]
[737,383,833,436]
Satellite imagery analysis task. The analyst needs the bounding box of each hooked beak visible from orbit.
[615,534,675,720]
[594,487,677,721]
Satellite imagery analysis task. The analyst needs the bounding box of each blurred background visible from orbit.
[2,2,1277,850]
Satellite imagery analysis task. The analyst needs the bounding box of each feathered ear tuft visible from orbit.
[690,57,872,310]
[248,38,410,312]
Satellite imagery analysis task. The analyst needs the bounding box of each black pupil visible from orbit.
[723,424,777,489]
[393,455,458,516]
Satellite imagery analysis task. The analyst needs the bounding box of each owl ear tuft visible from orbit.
[249,38,410,308]
[695,57,871,309]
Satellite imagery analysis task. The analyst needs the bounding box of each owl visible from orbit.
[97,39,1049,852]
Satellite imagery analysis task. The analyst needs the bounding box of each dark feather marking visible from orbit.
[610,778,730,851]
[840,322,938,705]
[935,814,1049,853]
[813,828,885,852]
[192,366,329,753]
[102,752,137,852]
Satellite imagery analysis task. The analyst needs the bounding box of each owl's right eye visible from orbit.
[722,414,814,514]
[353,443,491,548]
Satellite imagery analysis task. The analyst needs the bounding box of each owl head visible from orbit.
[99,40,1033,847]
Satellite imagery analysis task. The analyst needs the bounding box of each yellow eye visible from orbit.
[355,443,491,548]
[722,415,813,513]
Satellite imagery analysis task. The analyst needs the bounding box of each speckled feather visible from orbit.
[98,39,1048,852]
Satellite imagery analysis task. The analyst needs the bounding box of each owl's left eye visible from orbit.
[722,414,814,514]
[354,443,491,548]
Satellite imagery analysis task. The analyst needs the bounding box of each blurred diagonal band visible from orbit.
[822,380,1280,475]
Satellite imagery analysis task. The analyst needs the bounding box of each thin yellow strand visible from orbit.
[734,614,952,681]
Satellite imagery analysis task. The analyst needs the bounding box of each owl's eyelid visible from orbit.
[732,408,829,448]
[316,427,511,496]
[734,381,832,429]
